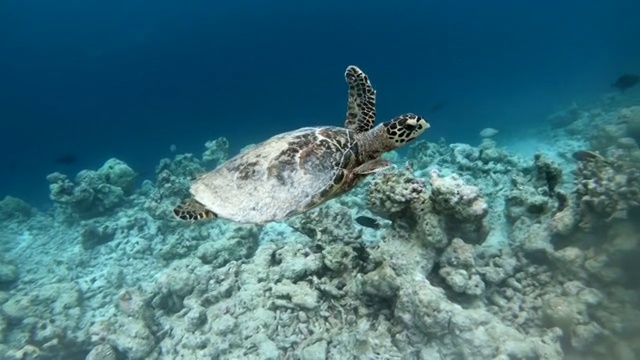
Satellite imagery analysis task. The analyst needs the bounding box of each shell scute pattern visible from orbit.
[189,127,358,223]
[267,129,347,186]
[232,160,261,181]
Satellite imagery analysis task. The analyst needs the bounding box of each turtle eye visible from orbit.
[402,118,418,131]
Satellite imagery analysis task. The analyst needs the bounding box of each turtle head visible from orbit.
[379,113,429,149]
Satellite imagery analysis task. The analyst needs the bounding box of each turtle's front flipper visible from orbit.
[344,65,377,133]
[354,158,392,175]
[344,159,392,190]
[173,198,217,221]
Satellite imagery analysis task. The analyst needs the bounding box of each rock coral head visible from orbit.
[574,155,640,228]
[534,153,563,193]
[429,169,489,243]
[618,106,640,141]
[202,137,230,166]
[365,164,427,221]
[429,170,488,217]
[0,195,34,222]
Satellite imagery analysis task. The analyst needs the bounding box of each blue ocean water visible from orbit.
[1,0,639,205]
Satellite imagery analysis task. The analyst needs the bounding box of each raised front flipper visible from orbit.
[344,65,377,133]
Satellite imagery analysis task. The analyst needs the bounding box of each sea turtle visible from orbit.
[173,65,429,224]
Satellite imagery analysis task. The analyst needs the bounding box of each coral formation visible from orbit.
[202,137,230,166]
[429,169,489,244]
[438,238,486,296]
[0,258,18,285]
[47,158,137,219]
[547,102,582,128]
[573,155,640,229]
[0,196,35,223]
[1,100,640,360]
[80,221,116,250]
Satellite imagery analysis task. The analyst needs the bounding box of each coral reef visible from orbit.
[154,154,204,200]
[365,164,448,249]
[429,169,489,244]
[80,221,116,250]
[46,158,137,219]
[573,155,640,230]
[437,238,486,296]
[1,103,640,360]
[202,137,230,166]
[0,258,18,285]
[85,344,116,360]
[0,196,35,223]
[548,102,582,128]
[619,105,640,140]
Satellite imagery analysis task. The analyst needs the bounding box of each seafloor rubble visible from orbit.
[0,97,639,360]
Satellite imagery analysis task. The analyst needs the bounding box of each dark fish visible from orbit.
[612,74,639,92]
[355,215,380,230]
[53,154,78,165]
[429,101,448,113]
[572,150,612,166]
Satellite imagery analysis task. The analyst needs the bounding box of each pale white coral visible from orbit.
[46,158,137,219]
[202,137,230,166]
[429,169,489,244]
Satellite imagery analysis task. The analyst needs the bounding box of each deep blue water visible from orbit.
[1,0,639,206]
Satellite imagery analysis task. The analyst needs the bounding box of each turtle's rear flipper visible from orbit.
[173,198,216,221]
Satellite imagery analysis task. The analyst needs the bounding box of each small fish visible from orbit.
[355,215,381,230]
[53,154,78,165]
[612,74,639,92]
[479,127,499,138]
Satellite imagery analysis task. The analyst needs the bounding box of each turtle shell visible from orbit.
[191,126,360,223]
